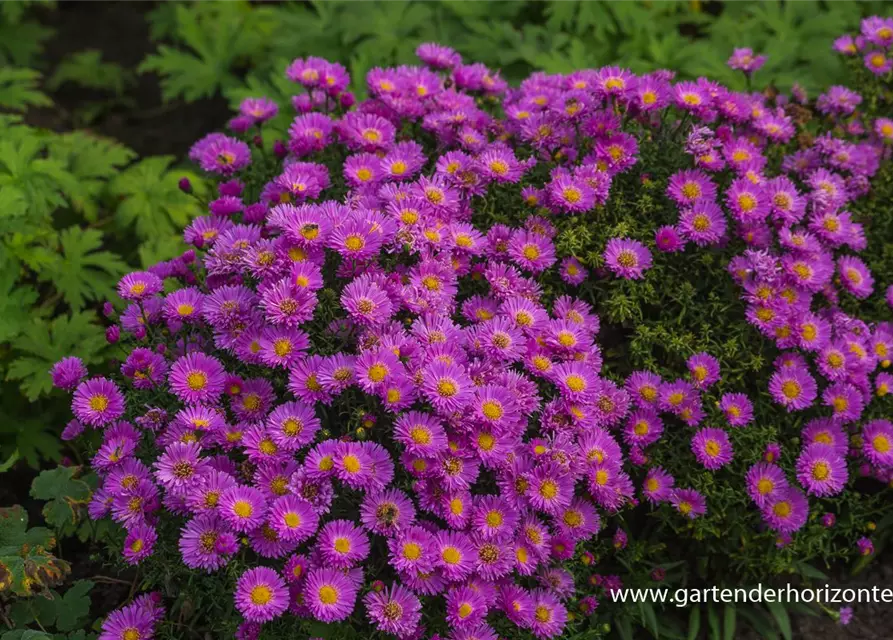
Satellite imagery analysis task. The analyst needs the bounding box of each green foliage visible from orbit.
[30,466,93,531]
[139,1,280,102]
[47,50,133,96]
[109,156,205,241]
[0,113,196,468]
[139,0,893,110]
[0,68,52,112]
[0,1,54,67]
[0,506,69,597]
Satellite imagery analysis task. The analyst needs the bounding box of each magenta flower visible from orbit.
[72,377,125,427]
[603,238,652,280]
[235,567,288,623]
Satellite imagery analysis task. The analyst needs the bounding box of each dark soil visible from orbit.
[13,3,893,638]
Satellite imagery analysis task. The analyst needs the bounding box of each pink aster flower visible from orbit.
[768,367,817,411]
[691,428,733,470]
[168,353,225,405]
[234,567,288,623]
[603,238,652,280]
[72,377,125,427]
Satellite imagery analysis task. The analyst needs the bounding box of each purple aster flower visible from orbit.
[679,202,727,247]
[179,512,237,571]
[269,494,319,543]
[691,428,733,470]
[416,42,461,69]
[603,238,652,280]
[364,583,422,638]
[508,230,556,274]
[154,441,207,489]
[318,519,370,569]
[667,170,716,206]
[393,411,448,459]
[559,256,587,285]
[360,488,416,536]
[528,588,568,639]
[219,485,267,533]
[122,521,157,565]
[761,487,808,534]
[622,408,664,448]
[728,47,766,73]
[546,174,595,214]
[670,488,706,519]
[745,463,789,508]
[72,377,125,427]
[98,604,154,640]
[769,367,817,411]
[239,97,278,124]
[235,567,288,623]
[862,420,893,468]
[168,353,225,405]
[857,537,875,556]
[51,356,87,391]
[444,585,488,629]
[687,352,721,388]
[194,134,251,175]
[837,255,874,299]
[121,348,168,390]
[642,466,674,503]
[796,444,847,497]
[865,51,892,75]
[719,393,753,427]
[117,271,163,301]
[304,567,359,622]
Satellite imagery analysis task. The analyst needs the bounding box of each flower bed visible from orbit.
[53,16,893,640]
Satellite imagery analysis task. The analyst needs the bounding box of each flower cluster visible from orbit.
[54,16,893,640]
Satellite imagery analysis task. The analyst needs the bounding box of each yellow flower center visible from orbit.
[89,394,109,412]
[318,585,338,605]
[334,537,351,554]
[186,371,207,391]
[250,585,272,606]
[781,380,801,399]
[233,501,253,518]
[540,480,558,499]
[284,512,301,529]
[437,379,457,397]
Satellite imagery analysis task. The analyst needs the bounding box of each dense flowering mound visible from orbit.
[52,16,893,640]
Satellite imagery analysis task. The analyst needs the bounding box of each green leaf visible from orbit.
[615,615,634,640]
[723,605,737,640]
[6,312,107,401]
[795,561,829,582]
[30,467,92,530]
[0,67,51,112]
[46,132,136,220]
[0,271,38,343]
[37,227,128,311]
[707,604,721,640]
[0,505,28,549]
[687,606,701,640]
[54,580,94,632]
[0,6,53,66]
[139,2,280,101]
[1,631,52,640]
[765,602,792,640]
[0,127,80,224]
[0,0,56,24]
[109,156,204,239]
[47,50,132,95]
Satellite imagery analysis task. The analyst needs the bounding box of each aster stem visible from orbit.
[91,575,133,585]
